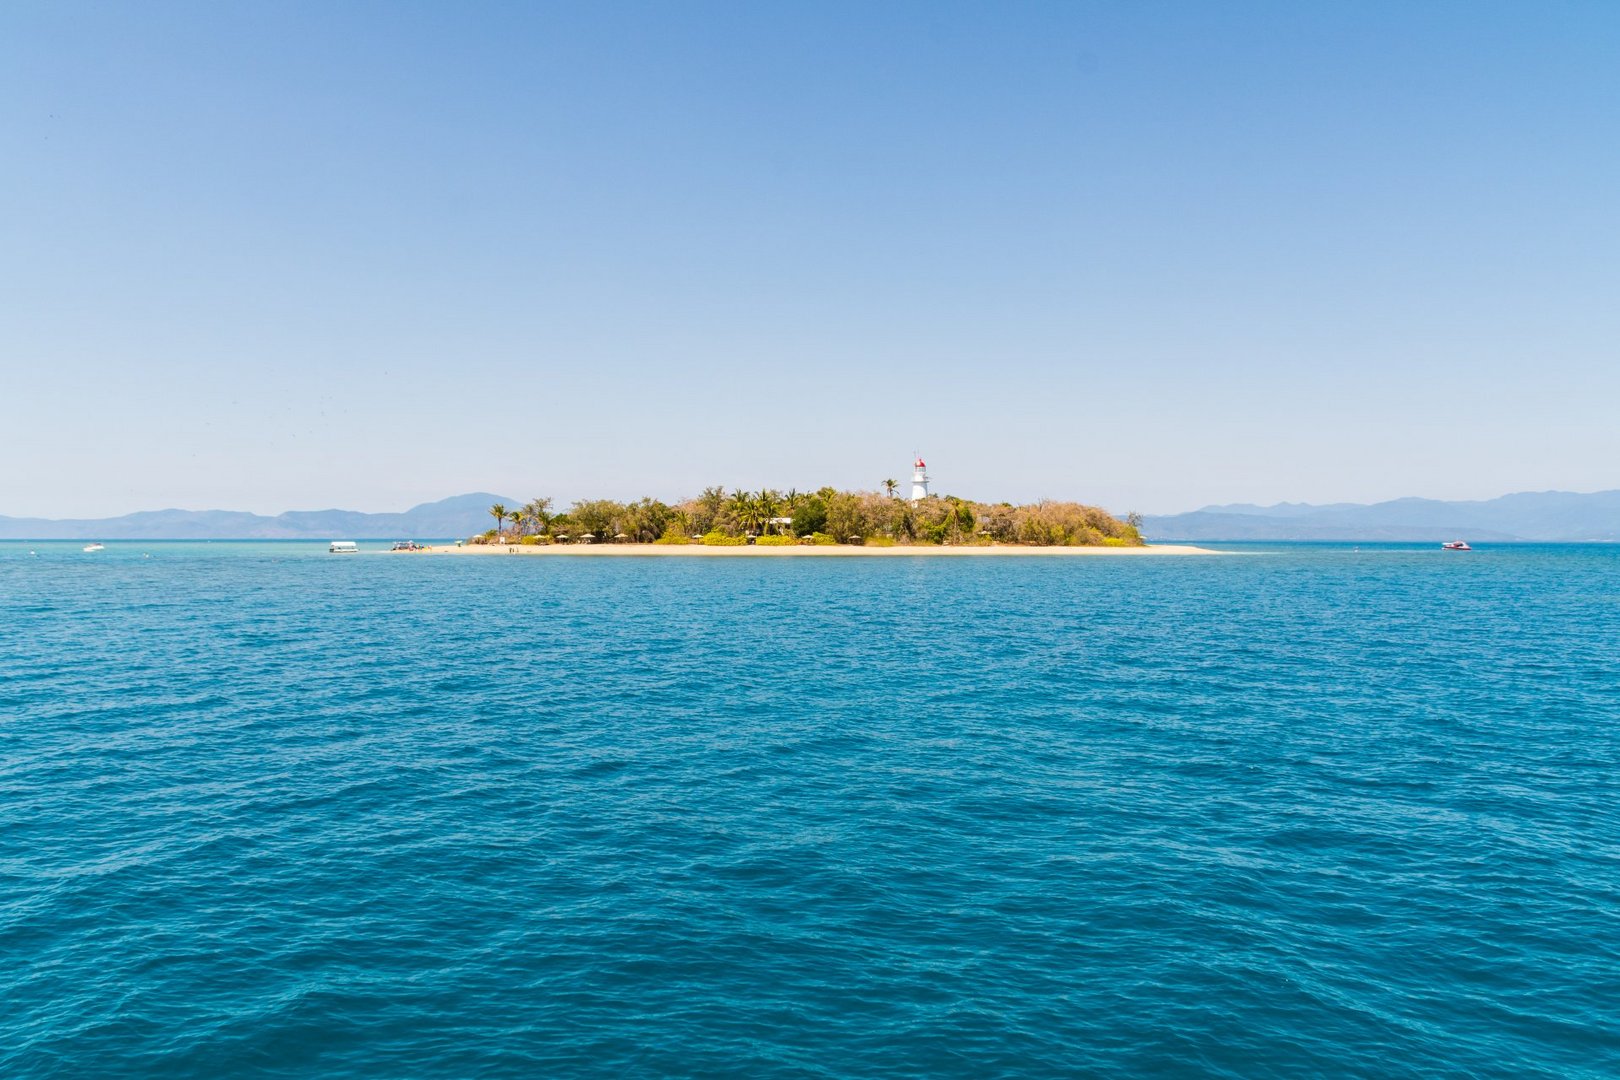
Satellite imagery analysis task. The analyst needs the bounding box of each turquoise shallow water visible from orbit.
[2,541,1618,1077]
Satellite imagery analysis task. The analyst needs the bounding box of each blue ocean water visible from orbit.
[2,541,1617,1078]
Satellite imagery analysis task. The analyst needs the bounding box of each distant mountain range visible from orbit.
[0,493,517,540]
[10,488,1619,542]
[1143,490,1620,542]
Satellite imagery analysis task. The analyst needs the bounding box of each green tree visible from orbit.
[489,502,507,534]
[525,497,554,532]
[791,495,827,536]
[696,486,727,534]
[569,499,624,540]
[757,489,781,534]
[883,478,898,499]
[824,492,867,542]
[727,489,758,535]
[621,498,672,542]
[944,497,975,542]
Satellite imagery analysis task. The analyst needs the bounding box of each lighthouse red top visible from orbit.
[914,457,926,469]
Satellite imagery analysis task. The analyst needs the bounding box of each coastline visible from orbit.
[406,542,1218,557]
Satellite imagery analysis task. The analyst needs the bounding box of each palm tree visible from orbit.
[883,478,898,499]
[489,502,507,534]
[728,489,754,534]
[728,490,766,536]
[757,489,781,534]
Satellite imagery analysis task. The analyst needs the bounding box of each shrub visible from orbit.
[754,534,798,546]
[519,534,543,545]
[699,530,746,546]
[807,533,838,545]
[653,532,689,545]
[1005,501,1139,546]
[865,536,897,547]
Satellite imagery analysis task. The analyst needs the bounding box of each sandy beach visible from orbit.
[406,542,1217,557]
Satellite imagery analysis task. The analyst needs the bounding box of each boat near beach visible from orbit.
[1442,540,1472,551]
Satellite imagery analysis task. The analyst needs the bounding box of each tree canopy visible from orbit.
[473,486,1142,547]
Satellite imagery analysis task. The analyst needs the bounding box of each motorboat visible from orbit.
[1441,540,1471,551]
[329,541,359,554]
[82,543,105,552]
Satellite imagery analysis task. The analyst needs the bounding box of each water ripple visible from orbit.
[1,542,1617,1077]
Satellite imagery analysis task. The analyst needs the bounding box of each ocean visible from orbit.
[2,541,1617,1078]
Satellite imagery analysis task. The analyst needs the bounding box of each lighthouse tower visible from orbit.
[909,455,930,505]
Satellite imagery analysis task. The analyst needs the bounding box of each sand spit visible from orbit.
[405,543,1218,557]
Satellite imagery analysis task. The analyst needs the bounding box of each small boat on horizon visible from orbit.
[83,543,105,552]
[329,541,359,554]
[1441,540,1471,551]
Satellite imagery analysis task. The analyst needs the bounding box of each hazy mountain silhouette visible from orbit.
[1143,490,1620,541]
[0,493,516,540]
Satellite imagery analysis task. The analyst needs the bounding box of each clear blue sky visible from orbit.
[4,2,1617,517]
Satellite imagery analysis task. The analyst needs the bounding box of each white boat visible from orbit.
[329,541,359,554]
[82,543,105,552]
[1441,540,1471,551]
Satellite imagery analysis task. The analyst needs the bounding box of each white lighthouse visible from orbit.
[909,455,930,505]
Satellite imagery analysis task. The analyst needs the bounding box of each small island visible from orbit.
[404,462,1212,556]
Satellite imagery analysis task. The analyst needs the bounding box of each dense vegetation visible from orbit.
[476,489,1143,546]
